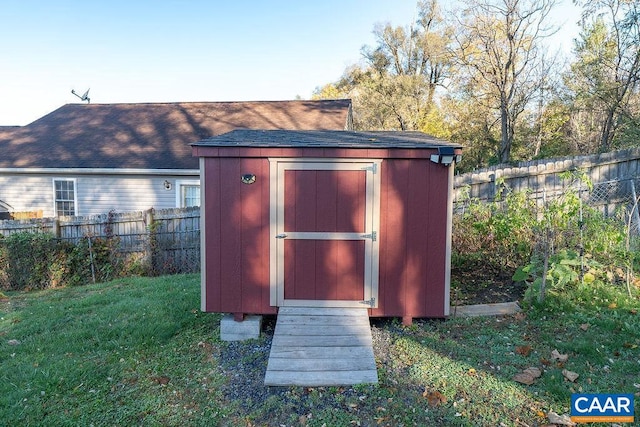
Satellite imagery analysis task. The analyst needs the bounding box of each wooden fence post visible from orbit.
[145,208,155,275]
[52,218,61,238]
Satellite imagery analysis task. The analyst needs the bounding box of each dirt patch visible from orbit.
[451,267,526,306]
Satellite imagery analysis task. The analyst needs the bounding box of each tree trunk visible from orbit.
[600,107,616,152]
[500,102,511,163]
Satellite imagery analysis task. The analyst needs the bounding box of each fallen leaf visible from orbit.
[630,309,638,315]
[516,345,532,356]
[608,302,618,309]
[551,349,568,363]
[423,389,447,407]
[513,372,536,385]
[7,339,20,346]
[523,367,542,379]
[579,323,590,331]
[547,411,576,426]
[514,312,526,321]
[513,366,542,385]
[151,376,170,385]
[562,369,579,382]
[467,368,477,376]
[623,342,638,349]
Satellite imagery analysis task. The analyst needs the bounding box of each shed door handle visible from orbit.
[275,233,287,239]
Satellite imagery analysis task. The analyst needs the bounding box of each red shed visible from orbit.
[191,130,462,323]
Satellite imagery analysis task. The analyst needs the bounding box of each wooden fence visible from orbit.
[0,207,200,275]
[454,147,640,206]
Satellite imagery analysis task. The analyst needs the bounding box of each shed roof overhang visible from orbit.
[191,130,463,159]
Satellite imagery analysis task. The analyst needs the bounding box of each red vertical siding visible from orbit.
[239,158,271,313]
[284,240,365,300]
[201,148,452,318]
[203,158,222,312]
[284,170,365,233]
[425,163,449,316]
[372,158,449,318]
[219,158,243,312]
[203,157,275,314]
[376,160,409,316]
[405,158,430,317]
[283,169,367,301]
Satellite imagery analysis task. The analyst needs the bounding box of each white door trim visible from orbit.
[268,158,381,308]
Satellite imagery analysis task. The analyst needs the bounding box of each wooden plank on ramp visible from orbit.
[264,306,378,386]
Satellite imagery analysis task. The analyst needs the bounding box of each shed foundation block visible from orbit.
[220,314,262,341]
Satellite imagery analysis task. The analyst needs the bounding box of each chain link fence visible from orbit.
[580,178,640,235]
[456,176,640,233]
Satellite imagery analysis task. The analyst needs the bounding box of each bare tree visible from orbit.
[453,0,558,163]
[572,0,640,151]
[313,1,455,131]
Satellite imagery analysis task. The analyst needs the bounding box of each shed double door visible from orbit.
[270,159,380,308]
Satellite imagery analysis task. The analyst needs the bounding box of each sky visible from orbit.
[0,0,581,126]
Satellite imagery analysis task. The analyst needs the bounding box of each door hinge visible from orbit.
[361,163,377,174]
[361,231,377,241]
[360,297,376,307]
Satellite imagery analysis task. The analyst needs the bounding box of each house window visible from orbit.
[176,180,200,207]
[53,179,77,216]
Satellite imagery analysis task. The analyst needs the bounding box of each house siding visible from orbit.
[0,172,199,217]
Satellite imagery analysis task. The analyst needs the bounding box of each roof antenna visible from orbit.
[71,88,90,103]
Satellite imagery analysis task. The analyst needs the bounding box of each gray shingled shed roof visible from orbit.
[192,130,462,149]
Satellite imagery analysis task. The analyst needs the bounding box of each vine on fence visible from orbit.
[0,232,142,291]
[0,207,200,290]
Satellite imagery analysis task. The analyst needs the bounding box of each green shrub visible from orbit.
[452,183,537,275]
[510,173,639,309]
[0,232,132,291]
[0,232,71,290]
[454,172,640,311]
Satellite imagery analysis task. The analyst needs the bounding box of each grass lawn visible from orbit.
[1,274,639,426]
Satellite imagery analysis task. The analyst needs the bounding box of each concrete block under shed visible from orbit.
[220,314,262,341]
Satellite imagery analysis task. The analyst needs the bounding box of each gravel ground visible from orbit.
[217,316,280,410]
[215,315,433,422]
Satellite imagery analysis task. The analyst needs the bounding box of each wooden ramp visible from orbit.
[264,307,378,386]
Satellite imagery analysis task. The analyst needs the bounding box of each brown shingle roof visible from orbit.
[0,100,352,169]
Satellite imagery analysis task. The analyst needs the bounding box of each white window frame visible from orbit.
[175,179,200,208]
[52,178,78,217]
